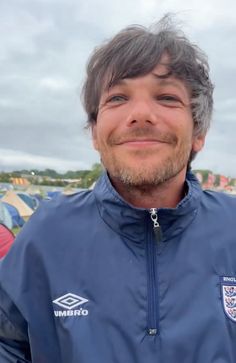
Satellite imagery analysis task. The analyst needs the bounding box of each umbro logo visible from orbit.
[53,293,88,310]
[53,293,89,318]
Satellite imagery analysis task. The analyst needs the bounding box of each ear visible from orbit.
[91,123,99,151]
[192,133,206,153]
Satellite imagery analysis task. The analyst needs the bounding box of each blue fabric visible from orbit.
[2,202,25,228]
[47,191,61,199]
[0,202,13,230]
[0,172,236,362]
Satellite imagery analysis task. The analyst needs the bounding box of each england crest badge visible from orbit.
[221,276,236,322]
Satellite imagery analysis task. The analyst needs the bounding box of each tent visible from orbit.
[33,194,43,203]
[0,223,15,258]
[2,190,34,220]
[17,192,38,210]
[0,200,13,229]
[3,202,25,228]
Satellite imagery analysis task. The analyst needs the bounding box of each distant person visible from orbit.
[0,14,236,363]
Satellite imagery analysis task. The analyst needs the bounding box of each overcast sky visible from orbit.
[0,0,236,176]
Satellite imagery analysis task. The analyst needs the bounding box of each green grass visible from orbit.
[11,227,21,236]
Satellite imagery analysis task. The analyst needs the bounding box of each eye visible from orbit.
[157,94,183,106]
[160,95,178,101]
[107,94,127,103]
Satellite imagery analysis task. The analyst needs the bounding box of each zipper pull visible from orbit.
[149,208,162,243]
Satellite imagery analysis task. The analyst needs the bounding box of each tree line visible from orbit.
[0,163,103,188]
[0,166,235,189]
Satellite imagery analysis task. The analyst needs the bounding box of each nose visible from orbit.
[125,100,157,127]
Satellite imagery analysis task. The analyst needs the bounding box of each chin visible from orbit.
[108,165,167,187]
[106,156,188,188]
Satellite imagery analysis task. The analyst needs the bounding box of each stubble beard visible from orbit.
[101,140,192,189]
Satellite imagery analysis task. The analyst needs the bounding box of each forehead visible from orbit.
[102,62,190,100]
[103,53,189,94]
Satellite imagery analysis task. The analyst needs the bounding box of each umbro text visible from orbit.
[54,308,89,317]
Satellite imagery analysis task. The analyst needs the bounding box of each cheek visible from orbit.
[177,116,194,137]
[174,125,195,150]
[161,108,193,132]
[96,113,119,141]
[93,123,112,150]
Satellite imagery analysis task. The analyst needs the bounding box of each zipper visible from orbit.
[146,208,163,336]
[150,208,162,243]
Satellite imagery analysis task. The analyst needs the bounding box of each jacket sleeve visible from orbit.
[0,285,32,362]
[0,200,58,362]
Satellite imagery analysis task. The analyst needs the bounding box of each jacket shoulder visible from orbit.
[1,190,95,259]
[34,189,94,220]
[201,190,236,217]
[24,189,93,227]
[202,189,236,204]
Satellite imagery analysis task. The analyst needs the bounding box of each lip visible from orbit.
[117,139,166,147]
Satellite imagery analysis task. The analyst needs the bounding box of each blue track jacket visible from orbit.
[0,172,236,362]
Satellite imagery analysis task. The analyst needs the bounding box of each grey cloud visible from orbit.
[0,0,236,174]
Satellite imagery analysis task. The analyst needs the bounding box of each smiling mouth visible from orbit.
[117,139,167,147]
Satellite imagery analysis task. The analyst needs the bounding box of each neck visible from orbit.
[109,170,188,209]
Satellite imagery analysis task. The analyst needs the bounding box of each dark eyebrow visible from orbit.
[109,73,173,88]
[105,72,188,95]
[152,71,172,80]
[106,78,127,90]
[152,73,188,93]
[107,71,174,90]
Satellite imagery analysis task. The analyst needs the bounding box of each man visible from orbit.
[0,15,236,363]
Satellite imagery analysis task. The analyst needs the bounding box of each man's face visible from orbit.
[92,60,205,187]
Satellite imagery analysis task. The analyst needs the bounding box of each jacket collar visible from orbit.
[93,171,202,243]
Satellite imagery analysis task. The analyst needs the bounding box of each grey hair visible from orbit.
[82,14,214,138]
